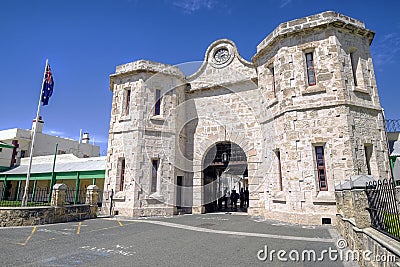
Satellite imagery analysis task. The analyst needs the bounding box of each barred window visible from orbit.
[119,158,125,191]
[270,66,276,97]
[350,52,358,87]
[364,144,372,175]
[154,89,161,116]
[151,159,158,193]
[124,89,131,115]
[315,146,328,190]
[276,150,283,191]
[305,52,316,86]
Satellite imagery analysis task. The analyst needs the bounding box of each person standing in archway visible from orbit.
[230,189,239,211]
[239,188,245,210]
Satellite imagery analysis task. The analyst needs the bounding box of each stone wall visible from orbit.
[335,176,400,266]
[252,11,389,225]
[0,184,100,227]
[105,11,390,224]
[106,61,186,217]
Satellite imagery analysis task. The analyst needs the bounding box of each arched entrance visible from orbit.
[202,142,248,213]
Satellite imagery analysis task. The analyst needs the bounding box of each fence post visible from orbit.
[1,175,7,200]
[74,172,80,204]
[16,181,22,201]
[341,181,354,218]
[51,184,67,207]
[31,180,37,202]
[86,185,99,218]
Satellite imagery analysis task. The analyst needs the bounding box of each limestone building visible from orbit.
[104,11,390,224]
[0,117,100,170]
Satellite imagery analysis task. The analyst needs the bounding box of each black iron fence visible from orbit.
[65,188,104,206]
[0,187,51,207]
[0,187,104,207]
[366,179,400,241]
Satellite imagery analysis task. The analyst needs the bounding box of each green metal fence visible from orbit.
[0,187,51,207]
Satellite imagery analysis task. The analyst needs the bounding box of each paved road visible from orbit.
[0,213,356,267]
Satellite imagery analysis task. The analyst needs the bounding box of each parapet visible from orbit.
[255,11,374,58]
[112,59,185,78]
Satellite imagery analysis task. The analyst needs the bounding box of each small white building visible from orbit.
[0,117,100,170]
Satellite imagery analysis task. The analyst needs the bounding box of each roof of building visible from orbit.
[0,154,106,175]
[0,141,14,149]
[391,141,400,157]
[0,127,100,150]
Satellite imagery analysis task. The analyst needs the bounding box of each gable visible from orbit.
[186,39,257,91]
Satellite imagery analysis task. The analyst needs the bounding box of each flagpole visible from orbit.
[21,59,48,207]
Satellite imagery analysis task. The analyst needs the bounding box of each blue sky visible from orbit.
[1,0,399,155]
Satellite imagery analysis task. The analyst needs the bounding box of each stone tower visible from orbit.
[103,11,390,224]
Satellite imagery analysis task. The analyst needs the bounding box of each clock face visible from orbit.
[214,48,230,63]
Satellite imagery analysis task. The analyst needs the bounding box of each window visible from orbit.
[119,158,125,191]
[151,159,158,193]
[364,145,373,175]
[276,150,283,191]
[315,146,328,191]
[305,52,316,86]
[270,66,276,97]
[124,89,131,115]
[154,89,161,116]
[350,52,358,87]
[57,150,66,155]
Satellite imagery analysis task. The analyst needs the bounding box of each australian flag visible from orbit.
[41,63,54,106]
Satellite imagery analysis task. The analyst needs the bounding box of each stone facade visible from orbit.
[104,11,390,224]
[335,177,400,266]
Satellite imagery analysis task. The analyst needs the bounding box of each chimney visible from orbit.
[32,116,44,133]
[82,132,90,144]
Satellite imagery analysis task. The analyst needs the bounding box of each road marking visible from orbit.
[122,219,334,243]
[117,220,123,227]
[77,222,82,235]
[17,226,37,246]
[80,245,135,256]
[197,216,229,221]
[12,221,138,246]
[37,228,71,235]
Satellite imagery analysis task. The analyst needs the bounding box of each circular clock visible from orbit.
[213,48,230,64]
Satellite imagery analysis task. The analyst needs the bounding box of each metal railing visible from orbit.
[65,188,104,206]
[0,187,104,207]
[0,187,51,207]
[366,179,400,241]
[65,188,86,205]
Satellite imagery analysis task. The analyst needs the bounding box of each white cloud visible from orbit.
[371,33,400,71]
[172,0,218,14]
[90,136,108,144]
[279,0,292,8]
[44,129,66,137]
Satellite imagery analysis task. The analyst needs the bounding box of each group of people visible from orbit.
[218,187,249,212]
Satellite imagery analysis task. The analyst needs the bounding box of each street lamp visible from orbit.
[222,152,228,163]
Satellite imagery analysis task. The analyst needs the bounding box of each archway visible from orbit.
[202,141,248,213]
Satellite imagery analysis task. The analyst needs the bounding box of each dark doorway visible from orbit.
[176,176,183,209]
[203,142,248,213]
